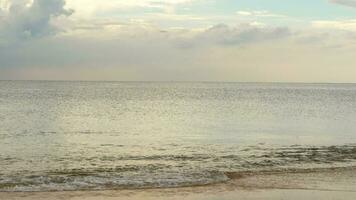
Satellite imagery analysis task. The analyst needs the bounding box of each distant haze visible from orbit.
[1,0,356,82]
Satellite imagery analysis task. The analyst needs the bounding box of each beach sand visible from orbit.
[2,167,356,200]
[2,188,356,200]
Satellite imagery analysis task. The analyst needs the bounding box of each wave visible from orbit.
[225,165,356,180]
[0,169,228,192]
[1,166,356,192]
[1,144,356,192]
[224,166,356,192]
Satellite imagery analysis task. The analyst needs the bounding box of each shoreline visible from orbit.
[2,185,356,200]
[2,166,356,200]
[2,165,356,192]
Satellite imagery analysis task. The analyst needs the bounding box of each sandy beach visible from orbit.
[2,188,356,200]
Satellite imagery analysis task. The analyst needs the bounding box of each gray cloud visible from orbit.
[0,0,73,42]
[0,23,293,76]
[186,23,291,47]
[1,23,356,82]
[329,0,356,7]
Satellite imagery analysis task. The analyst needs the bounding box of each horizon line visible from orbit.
[1,80,356,84]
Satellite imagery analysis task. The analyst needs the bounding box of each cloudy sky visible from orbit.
[0,0,356,82]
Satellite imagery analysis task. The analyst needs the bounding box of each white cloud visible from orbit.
[65,0,196,18]
[236,10,286,18]
[312,19,356,31]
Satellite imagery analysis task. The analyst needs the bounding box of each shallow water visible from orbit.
[1,81,356,191]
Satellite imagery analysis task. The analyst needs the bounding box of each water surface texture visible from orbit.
[1,81,356,191]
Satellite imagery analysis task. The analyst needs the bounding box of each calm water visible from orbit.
[1,81,356,191]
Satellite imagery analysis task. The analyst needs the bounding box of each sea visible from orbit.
[0,81,356,192]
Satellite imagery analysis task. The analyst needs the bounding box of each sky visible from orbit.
[0,0,356,82]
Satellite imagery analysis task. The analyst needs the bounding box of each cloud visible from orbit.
[0,0,73,43]
[1,1,356,82]
[52,20,291,47]
[312,19,356,31]
[191,23,291,46]
[65,0,196,18]
[329,0,356,7]
[0,22,293,71]
[1,21,356,82]
[236,10,286,18]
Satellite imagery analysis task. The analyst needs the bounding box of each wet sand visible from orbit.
[1,188,356,200]
[2,167,356,200]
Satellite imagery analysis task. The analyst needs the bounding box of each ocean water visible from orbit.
[0,81,356,192]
